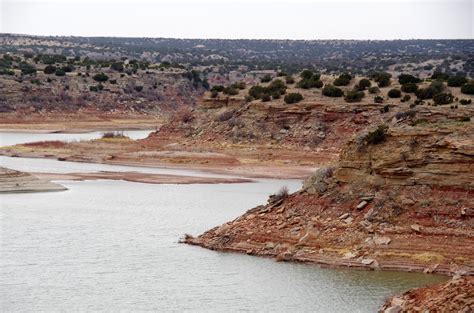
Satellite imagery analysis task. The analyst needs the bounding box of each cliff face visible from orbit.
[337,123,474,188]
[186,119,474,276]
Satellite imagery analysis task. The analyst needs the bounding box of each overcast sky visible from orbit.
[1,0,472,39]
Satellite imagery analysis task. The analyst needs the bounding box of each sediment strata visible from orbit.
[185,121,474,276]
[0,167,67,193]
[381,276,473,312]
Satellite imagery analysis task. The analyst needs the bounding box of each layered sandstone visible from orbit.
[185,119,474,276]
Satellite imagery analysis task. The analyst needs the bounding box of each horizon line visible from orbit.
[2,32,473,41]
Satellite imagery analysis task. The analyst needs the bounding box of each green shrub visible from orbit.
[344,90,365,103]
[370,71,391,87]
[284,92,303,104]
[260,74,272,83]
[43,65,56,74]
[356,78,371,90]
[398,74,421,85]
[134,85,143,92]
[223,86,239,95]
[266,79,287,95]
[93,72,109,82]
[368,86,380,94]
[20,62,36,75]
[300,70,314,80]
[374,96,384,104]
[433,93,454,105]
[248,80,286,99]
[297,76,322,89]
[210,90,219,98]
[322,84,343,97]
[333,73,352,86]
[277,71,287,77]
[55,69,65,76]
[401,94,411,103]
[461,83,474,95]
[110,62,124,72]
[401,83,418,93]
[211,85,225,92]
[377,77,391,87]
[431,70,449,81]
[230,81,246,90]
[379,104,389,113]
[61,65,74,73]
[89,85,98,92]
[387,89,401,98]
[0,68,14,75]
[285,75,295,84]
[365,125,388,145]
[249,85,266,99]
[415,81,446,99]
[459,99,472,105]
[447,75,467,87]
[261,93,271,102]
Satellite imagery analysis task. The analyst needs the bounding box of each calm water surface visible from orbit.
[0,130,153,147]
[0,132,446,312]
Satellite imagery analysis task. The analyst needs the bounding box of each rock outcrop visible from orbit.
[381,276,473,312]
[0,167,67,193]
[185,120,474,276]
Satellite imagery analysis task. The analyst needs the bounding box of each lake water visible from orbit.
[0,132,447,312]
[0,130,154,147]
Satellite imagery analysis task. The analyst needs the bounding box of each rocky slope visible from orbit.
[0,167,67,193]
[0,52,205,117]
[381,276,473,312]
[185,111,474,276]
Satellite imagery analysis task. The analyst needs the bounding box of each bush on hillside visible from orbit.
[211,85,225,92]
[461,83,474,95]
[447,76,467,87]
[322,84,343,97]
[260,74,272,83]
[93,72,109,82]
[355,78,371,90]
[433,93,454,105]
[431,70,449,81]
[344,90,365,103]
[285,75,295,84]
[368,86,380,94]
[110,61,124,72]
[387,89,401,98]
[20,62,36,75]
[54,69,66,76]
[374,96,384,103]
[370,71,391,87]
[333,72,352,86]
[398,74,421,85]
[300,70,314,80]
[401,83,418,93]
[284,92,303,104]
[43,65,56,74]
[365,125,388,145]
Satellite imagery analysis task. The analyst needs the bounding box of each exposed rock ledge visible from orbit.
[0,167,67,193]
[380,276,473,312]
[184,122,474,276]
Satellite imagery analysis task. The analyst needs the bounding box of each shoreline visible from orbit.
[33,171,253,185]
[2,152,317,180]
[184,237,470,277]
